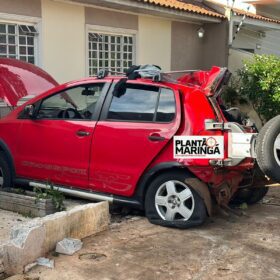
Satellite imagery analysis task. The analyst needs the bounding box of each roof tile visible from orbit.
[233,8,280,24]
[137,0,225,18]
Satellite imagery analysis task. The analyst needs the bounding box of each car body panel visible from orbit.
[177,66,229,97]
[15,119,96,188]
[89,83,181,196]
[8,78,112,188]
[0,58,58,106]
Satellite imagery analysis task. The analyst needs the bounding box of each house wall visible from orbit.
[171,21,203,70]
[201,21,228,69]
[0,0,227,82]
[228,48,253,74]
[0,0,41,17]
[260,30,280,56]
[232,28,280,57]
[171,20,228,71]
[41,0,85,83]
[138,16,171,71]
[85,7,138,30]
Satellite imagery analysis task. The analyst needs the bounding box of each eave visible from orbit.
[55,0,224,23]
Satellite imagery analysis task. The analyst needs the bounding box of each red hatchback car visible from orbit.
[0,60,278,228]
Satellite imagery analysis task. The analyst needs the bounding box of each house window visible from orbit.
[88,32,135,76]
[0,22,37,64]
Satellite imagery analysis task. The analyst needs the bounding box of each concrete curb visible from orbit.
[0,201,109,275]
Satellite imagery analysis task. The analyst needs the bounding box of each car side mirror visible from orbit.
[24,104,36,119]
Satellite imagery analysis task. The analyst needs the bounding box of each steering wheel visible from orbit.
[62,108,82,119]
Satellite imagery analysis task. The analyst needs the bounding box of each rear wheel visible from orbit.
[0,152,12,189]
[231,166,269,205]
[230,187,269,205]
[145,172,207,228]
[256,115,280,182]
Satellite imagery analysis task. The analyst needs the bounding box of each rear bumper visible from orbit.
[205,120,257,167]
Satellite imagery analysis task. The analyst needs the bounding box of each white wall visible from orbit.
[232,28,280,57]
[138,16,171,71]
[41,0,85,83]
[228,48,253,74]
[260,30,280,56]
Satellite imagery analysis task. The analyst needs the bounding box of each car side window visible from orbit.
[37,84,104,120]
[107,84,176,123]
[107,84,159,122]
[155,88,176,122]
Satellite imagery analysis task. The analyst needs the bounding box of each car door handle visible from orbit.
[148,134,165,142]
[76,130,90,137]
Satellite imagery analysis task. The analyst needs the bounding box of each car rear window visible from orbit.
[107,84,176,122]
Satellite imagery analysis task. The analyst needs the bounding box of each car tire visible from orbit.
[0,152,12,189]
[230,187,269,205]
[256,115,280,182]
[145,172,207,229]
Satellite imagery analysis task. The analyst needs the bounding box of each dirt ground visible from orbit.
[10,187,277,280]
[0,210,31,247]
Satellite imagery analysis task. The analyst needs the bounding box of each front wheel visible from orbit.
[145,172,207,228]
[0,152,12,190]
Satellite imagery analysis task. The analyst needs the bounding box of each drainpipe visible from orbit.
[226,0,235,46]
[229,15,234,46]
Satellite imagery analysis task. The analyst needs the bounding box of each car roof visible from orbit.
[58,75,180,90]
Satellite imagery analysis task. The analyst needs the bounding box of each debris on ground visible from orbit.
[36,258,54,269]
[55,238,83,256]
[238,202,248,210]
[79,252,107,261]
[24,262,37,273]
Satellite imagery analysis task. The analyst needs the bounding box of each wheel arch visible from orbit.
[0,139,15,178]
[134,162,212,216]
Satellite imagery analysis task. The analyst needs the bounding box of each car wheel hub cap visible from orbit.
[274,133,280,167]
[155,180,195,222]
[167,195,181,208]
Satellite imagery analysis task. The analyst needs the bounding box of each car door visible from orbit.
[15,81,111,189]
[89,81,181,196]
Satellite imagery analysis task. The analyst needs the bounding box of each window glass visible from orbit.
[107,85,159,122]
[37,84,104,120]
[0,23,37,64]
[88,32,135,76]
[156,88,176,122]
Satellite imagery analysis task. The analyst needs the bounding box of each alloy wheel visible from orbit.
[274,133,280,166]
[155,180,195,221]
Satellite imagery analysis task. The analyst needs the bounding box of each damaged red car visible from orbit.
[0,59,279,228]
